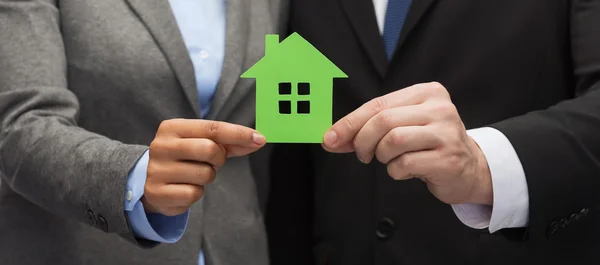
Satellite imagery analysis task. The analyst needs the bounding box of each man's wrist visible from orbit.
[467,137,494,206]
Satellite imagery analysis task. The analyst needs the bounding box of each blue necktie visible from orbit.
[383,0,412,60]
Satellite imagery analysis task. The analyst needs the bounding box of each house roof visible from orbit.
[241,33,347,79]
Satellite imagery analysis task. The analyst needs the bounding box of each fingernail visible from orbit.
[324,130,337,147]
[252,133,266,145]
[357,155,369,164]
[357,156,366,163]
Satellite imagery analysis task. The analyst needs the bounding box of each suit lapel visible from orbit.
[125,0,201,117]
[393,0,438,60]
[338,0,439,75]
[205,0,251,120]
[339,0,388,78]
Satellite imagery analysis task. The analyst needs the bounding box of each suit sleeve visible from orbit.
[489,1,600,242]
[0,0,148,244]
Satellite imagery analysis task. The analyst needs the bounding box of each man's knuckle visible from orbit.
[430,81,444,90]
[149,139,164,150]
[444,153,464,172]
[398,155,414,169]
[149,140,171,157]
[205,140,220,154]
[374,150,383,163]
[157,120,171,132]
[145,162,161,179]
[342,116,354,131]
[190,187,205,204]
[158,119,181,135]
[438,153,464,175]
[370,96,388,112]
[414,86,430,98]
[197,165,216,184]
[206,121,221,135]
[389,128,406,147]
[202,140,222,162]
[181,187,198,205]
[375,144,390,163]
[149,140,160,153]
[427,82,444,93]
[195,167,206,182]
[430,101,457,117]
[387,163,401,180]
[143,186,160,200]
[375,109,394,127]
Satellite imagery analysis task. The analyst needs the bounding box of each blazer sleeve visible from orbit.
[0,0,149,245]
[490,1,600,242]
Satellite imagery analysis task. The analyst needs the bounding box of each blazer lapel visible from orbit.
[205,0,250,120]
[393,0,438,58]
[339,0,388,78]
[125,0,201,117]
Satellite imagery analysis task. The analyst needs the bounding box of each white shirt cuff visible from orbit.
[451,127,530,233]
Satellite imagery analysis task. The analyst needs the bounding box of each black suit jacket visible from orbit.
[266,1,600,264]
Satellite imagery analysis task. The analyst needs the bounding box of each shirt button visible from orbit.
[199,50,209,60]
[126,190,133,201]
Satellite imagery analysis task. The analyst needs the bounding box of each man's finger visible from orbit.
[375,126,441,164]
[323,82,441,150]
[142,184,205,214]
[157,160,216,186]
[158,184,205,209]
[225,144,266,157]
[160,119,263,147]
[321,142,355,153]
[151,138,228,167]
[387,150,439,180]
[323,96,389,150]
[353,105,431,163]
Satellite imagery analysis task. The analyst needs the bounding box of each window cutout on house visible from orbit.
[279,100,291,114]
[279,82,292,95]
[298,82,310,95]
[297,101,310,114]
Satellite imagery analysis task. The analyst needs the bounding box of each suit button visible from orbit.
[580,208,590,217]
[87,210,97,227]
[376,217,395,240]
[559,218,569,228]
[547,221,559,236]
[97,215,108,232]
[569,213,580,222]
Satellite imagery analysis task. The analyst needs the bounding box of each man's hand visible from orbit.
[322,82,493,206]
[143,119,266,216]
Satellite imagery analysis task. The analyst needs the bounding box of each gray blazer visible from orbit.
[0,0,285,264]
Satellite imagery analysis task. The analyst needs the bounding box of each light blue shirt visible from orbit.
[124,1,226,264]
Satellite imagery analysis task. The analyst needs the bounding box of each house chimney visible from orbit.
[265,34,279,56]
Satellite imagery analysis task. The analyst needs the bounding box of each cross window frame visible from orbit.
[278,82,311,115]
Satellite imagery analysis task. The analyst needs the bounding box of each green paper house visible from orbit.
[241,33,347,143]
